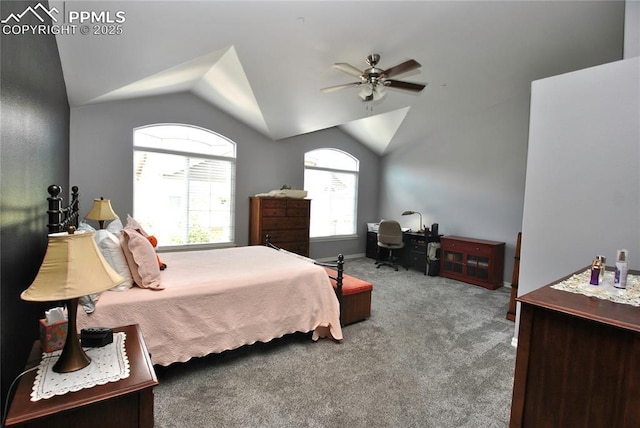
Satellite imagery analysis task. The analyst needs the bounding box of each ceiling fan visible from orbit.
[321,53,426,102]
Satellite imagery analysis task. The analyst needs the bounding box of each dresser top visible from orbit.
[519,267,640,334]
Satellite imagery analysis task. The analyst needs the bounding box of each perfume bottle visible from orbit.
[614,249,629,289]
[590,258,601,285]
[596,255,606,281]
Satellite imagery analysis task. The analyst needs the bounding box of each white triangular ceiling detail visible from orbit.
[338,107,410,155]
[85,47,270,137]
[192,46,270,137]
[86,49,228,104]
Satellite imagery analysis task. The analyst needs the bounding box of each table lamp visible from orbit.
[85,197,118,229]
[402,210,423,233]
[21,227,124,373]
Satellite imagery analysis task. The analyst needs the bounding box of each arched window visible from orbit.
[133,124,236,249]
[304,148,359,238]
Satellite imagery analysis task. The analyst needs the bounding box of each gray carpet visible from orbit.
[153,257,517,428]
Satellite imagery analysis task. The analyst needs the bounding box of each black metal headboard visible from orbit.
[47,184,80,233]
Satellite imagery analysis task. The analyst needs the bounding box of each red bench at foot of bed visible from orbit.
[323,268,373,326]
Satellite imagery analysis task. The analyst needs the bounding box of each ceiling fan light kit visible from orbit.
[322,53,426,102]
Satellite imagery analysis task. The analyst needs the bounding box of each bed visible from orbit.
[45,185,343,366]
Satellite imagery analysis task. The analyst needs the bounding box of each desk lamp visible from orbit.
[21,228,124,372]
[402,210,423,233]
[85,197,118,229]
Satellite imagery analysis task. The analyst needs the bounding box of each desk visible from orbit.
[509,268,640,427]
[366,230,441,275]
[5,324,158,428]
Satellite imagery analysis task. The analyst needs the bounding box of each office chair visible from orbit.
[375,220,405,271]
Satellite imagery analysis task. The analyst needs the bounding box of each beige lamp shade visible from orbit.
[85,197,118,222]
[21,231,124,302]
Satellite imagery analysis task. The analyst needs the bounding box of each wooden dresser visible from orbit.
[440,236,505,289]
[510,268,640,427]
[249,197,310,256]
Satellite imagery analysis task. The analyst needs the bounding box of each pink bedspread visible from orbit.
[77,246,343,366]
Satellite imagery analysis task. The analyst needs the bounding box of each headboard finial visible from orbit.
[47,184,80,234]
[48,184,62,197]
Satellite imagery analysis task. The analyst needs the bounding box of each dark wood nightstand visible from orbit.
[5,324,158,428]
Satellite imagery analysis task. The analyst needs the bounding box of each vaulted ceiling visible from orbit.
[51,1,625,155]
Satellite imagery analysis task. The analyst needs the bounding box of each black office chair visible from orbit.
[375,220,405,271]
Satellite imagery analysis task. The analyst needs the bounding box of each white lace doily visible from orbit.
[31,332,130,401]
[551,269,640,306]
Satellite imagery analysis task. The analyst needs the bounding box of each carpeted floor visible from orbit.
[153,257,517,427]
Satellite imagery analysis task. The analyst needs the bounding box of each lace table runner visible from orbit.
[551,269,640,307]
[31,332,130,401]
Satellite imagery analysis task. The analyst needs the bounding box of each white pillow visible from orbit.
[93,229,134,291]
[106,217,123,234]
[77,221,95,232]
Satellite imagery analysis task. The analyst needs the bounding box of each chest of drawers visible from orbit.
[249,197,310,256]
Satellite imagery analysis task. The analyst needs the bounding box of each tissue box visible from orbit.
[39,319,68,353]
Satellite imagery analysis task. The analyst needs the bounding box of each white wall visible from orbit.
[380,90,532,281]
[516,56,640,338]
[69,92,380,259]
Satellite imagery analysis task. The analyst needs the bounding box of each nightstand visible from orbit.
[5,324,158,428]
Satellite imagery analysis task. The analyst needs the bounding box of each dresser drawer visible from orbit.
[260,199,287,209]
[441,239,491,256]
[408,242,426,254]
[287,199,309,209]
[262,207,287,217]
[262,217,309,230]
[263,229,309,243]
[286,207,309,217]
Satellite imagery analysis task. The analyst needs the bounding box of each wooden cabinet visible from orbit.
[510,269,640,427]
[249,197,310,256]
[5,324,157,428]
[440,236,504,289]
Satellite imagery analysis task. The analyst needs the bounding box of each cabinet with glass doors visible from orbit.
[440,236,505,290]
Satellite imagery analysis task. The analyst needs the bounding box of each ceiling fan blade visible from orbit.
[321,82,362,93]
[385,80,426,92]
[382,59,421,78]
[333,63,364,78]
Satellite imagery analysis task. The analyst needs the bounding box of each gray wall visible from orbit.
[516,56,640,338]
[379,91,532,282]
[69,92,380,260]
[625,0,640,58]
[0,0,70,408]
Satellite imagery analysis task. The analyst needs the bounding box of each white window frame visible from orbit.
[133,124,236,250]
[304,148,359,240]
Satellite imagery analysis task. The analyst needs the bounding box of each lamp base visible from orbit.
[52,298,91,373]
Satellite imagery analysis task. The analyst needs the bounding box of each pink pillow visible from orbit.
[125,214,148,236]
[120,228,163,290]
